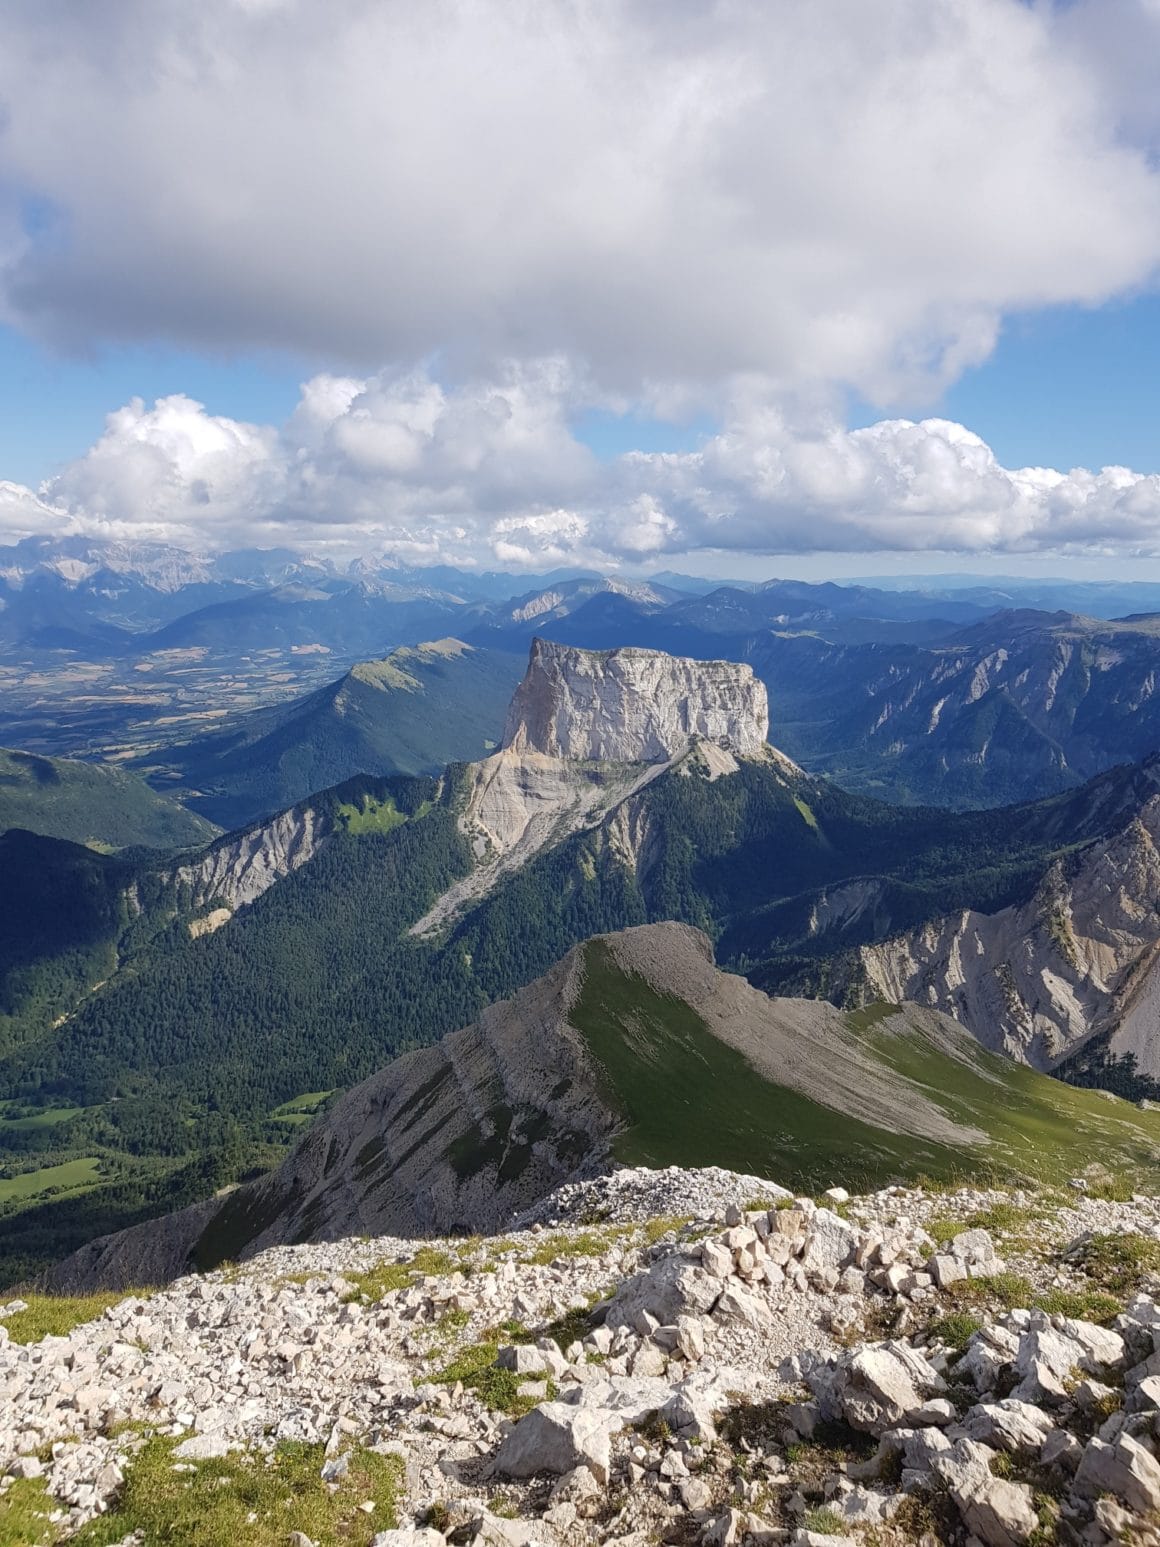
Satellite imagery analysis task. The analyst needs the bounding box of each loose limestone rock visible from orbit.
[1074,1431,1160,1516]
[493,1403,620,1486]
[14,1166,1160,1546]
[933,1437,1039,1546]
[814,1341,946,1435]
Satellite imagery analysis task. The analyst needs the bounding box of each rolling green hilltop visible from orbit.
[46,923,1160,1292]
[137,639,524,828]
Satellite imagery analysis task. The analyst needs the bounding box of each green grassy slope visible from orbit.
[3,746,1157,1283]
[570,941,1160,1193]
[0,748,216,850]
[143,640,524,828]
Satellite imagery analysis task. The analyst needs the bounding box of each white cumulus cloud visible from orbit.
[0,0,1158,404]
[16,368,1160,567]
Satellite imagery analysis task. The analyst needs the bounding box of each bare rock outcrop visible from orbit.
[502,638,769,762]
[853,790,1160,1073]
[169,801,326,916]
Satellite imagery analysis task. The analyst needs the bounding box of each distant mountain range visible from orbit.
[746,609,1160,806]
[7,532,1160,658]
[10,533,1160,813]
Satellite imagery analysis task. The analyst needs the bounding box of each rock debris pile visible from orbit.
[4,1166,1160,1544]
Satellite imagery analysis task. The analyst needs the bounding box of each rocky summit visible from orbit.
[501,638,770,762]
[8,1167,1160,1545]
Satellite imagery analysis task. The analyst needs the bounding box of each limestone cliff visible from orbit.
[851,787,1160,1076]
[412,640,774,933]
[168,801,328,928]
[502,638,769,761]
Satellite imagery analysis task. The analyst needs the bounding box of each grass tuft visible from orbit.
[433,1340,548,1418]
[1075,1232,1160,1294]
[802,1506,847,1534]
[944,1271,1035,1313]
[58,1435,401,1547]
[2,1289,152,1345]
[927,1310,984,1352]
[1033,1287,1122,1324]
[0,1477,58,1547]
[340,1246,458,1303]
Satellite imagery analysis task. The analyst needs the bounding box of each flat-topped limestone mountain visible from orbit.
[501,637,769,761]
[44,922,1160,1294]
[411,638,781,934]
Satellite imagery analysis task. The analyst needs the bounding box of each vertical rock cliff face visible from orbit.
[412,639,774,934]
[502,638,769,761]
[854,793,1160,1076]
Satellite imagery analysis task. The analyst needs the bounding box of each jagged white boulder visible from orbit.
[606,1254,721,1328]
[932,1437,1039,1546]
[493,1402,621,1486]
[371,1532,447,1547]
[1074,1432,1160,1515]
[953,1400,1056,1454]
[814,1341,946,1435]
[1011,1316,1122,1403]
[799,1208,860,1273]
[959,1324,1021,1393]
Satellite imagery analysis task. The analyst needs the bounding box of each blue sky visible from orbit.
[0,327,302,488]
[859,296,1160,476]
[6,293,1157,490]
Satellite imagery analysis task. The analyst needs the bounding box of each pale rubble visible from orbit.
[7,1166,1160,1543]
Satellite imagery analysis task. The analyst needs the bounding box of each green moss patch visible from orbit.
[335,794,409,836]
[340,1245,459,1304]
[66,1435,400,1547]
[1075,1232,1160,1295]
[0,1476,59,1546]
[433,1340,548,1418]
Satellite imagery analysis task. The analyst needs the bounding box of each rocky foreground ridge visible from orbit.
[7,1167,1160,1545]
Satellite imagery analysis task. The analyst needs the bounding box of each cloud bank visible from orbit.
[2,2,1160,565]
[1,0,1159,405]
[1,368,1156,569]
